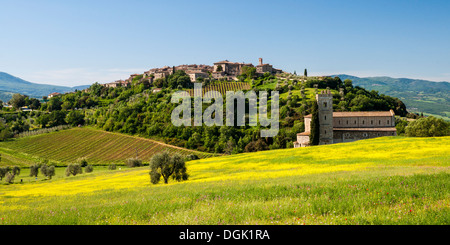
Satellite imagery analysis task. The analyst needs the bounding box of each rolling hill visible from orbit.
[0,127,214,166]
[331,74,450,120]
[0,72,90,101]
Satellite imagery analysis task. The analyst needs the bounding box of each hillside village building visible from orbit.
[294,90,397,147]
[256,58,283,75]
[213,60,254,78]
[104,80,131,88]
[48,92,61,98]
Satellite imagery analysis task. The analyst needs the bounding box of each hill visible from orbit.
[0,90,15,103]
[0,127,214,166]
[0,136,448,225]
[331,74,450,120]
[0,72,90,100]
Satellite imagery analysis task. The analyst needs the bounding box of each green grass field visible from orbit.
[0,127,213,167]
[0,135,449,225]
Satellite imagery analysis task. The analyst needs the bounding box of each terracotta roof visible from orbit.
[333,127,397,132]
[304,114,312,118]
[333,110,395,117]
[297,131,311,136]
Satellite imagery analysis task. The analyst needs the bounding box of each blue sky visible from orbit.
[1,0,449,86]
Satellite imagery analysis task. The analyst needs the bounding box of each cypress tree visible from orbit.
[304,68,308,77]
[309,100,320,146]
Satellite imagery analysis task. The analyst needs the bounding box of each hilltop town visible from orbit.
[103,58,283,88]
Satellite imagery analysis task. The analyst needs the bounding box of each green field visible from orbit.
[0,135,449,225]
[0,127,213,167]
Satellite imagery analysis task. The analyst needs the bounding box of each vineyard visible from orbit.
[0,127,214,166]
[186,82,251,98]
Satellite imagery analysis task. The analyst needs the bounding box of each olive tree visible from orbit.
[85,165,93,173]
[0,167,9,181]
[41,164,56,180]
[65,163,83,177]
[29,163,40,177]
[11,166,20,176]
[149,151,188,184]
[5,172,15,184]
[1,166,20,183]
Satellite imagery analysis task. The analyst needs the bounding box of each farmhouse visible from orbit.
[48,92,61,98]
[294,89,397,147]
[104,80,131,88]
[187,71,209,82]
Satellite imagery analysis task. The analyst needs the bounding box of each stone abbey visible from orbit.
[294,89,397,147]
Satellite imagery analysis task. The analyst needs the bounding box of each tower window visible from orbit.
[324,115,327,120]
[371,120,373,125]
[379,120,381,125]
[387,120,390,125]
[324,102,327,108]
[346,120,349,125]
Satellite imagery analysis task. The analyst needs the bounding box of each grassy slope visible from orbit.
[0,127,214,167]
[0,136,449,225]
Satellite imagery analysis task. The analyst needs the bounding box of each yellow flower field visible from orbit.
[0,136,448,225]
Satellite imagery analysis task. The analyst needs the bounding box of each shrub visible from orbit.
[77,157,88,167]
[108,163,117,170]
[85,165,93,173]
[65,163,83,177]
[126,158,142,168]
[186,154,199,161]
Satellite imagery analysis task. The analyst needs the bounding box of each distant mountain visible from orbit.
[331,74,450,120]
[0,72,91,101]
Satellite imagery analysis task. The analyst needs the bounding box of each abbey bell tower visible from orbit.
[316,89,333,145]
